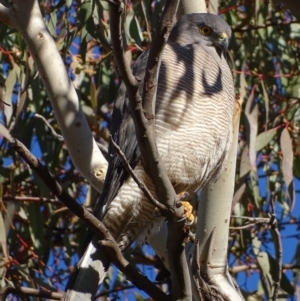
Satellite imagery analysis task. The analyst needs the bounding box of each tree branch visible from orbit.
[0,286,61,301]
[230,216,271,230]
[10,138,169,301]
[3,196,58,204]
[229,263,300,274]
[34,114,64,141]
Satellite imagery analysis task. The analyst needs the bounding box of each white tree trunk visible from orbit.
[0,0,108,193]
[193,99,244,301]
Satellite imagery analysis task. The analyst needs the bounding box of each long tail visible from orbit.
[61,239,110,301]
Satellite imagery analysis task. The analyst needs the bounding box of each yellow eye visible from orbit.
[200,26,212,36]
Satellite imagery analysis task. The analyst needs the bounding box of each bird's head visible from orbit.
[169,13,232,53]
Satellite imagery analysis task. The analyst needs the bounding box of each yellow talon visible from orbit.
[177,192,194,224]
[181,201,194,225]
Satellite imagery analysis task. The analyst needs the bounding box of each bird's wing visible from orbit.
[93,50,150,219]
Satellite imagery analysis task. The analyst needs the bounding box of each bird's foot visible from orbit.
[178,192,194,225]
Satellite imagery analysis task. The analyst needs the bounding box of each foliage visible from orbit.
[0,0,299,300]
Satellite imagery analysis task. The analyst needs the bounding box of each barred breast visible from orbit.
[102,42,234,249]
[155,42,234,192]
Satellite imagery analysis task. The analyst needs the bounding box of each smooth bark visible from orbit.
[0,0,108,193]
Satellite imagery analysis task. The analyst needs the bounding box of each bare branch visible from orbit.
[231,216,271,222]
[34,114,64,141]
[230,264,300,274]
[0,286,61,301]
[233,20,300,32]
[230,216,271,230]
[3,196,57,204]
[10,138,169,301]
[1,283,167,301]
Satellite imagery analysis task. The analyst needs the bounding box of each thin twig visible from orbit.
[3,196,58,204]
[230,263,300,274]
[110,135,167,212]
[94,282,166,299]
[230,216,271,230]
[231,215,271,222]
[0,286,61,301]
[34,113,64,141]
[10,138,169,301]
[230,223,261,230]
[233,21,300,32]
[1,282,167,301]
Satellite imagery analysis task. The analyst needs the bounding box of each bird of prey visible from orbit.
[63,13,235,300]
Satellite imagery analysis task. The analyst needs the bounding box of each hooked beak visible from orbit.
[214,32,229,52]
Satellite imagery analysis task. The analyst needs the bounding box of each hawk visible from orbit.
[63,13,234,300]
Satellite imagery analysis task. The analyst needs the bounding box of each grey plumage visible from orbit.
[62,13,234,301]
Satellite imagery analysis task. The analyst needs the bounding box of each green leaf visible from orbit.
[252,237,272,299]
[245,86,258,171]
[125,8,143,46]
[260,79,269,127]
[80,0,93,25]
[240,145,251,178]
[3,67,17,124]
[80,31,88,64]
[45,10,57,36]
[250,170,260,208]
[134,292,147,301]
[0,185,7,259]
[0,124,12,140]
[27,203,45,255]
[129,16,144,46]
[90,81,97,109]
[268,254,295,295]
[255,128,277,151]
[280,128,295,209]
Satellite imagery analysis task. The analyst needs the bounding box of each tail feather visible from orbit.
[61,240,110,301]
